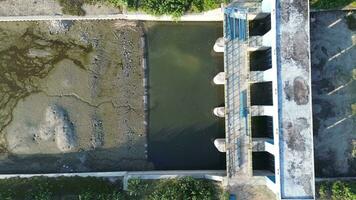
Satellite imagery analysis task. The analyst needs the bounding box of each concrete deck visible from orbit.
[276,0,315,199]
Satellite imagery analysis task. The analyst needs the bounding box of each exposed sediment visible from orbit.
[0,20,152,173]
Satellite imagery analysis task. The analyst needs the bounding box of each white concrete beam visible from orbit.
[250,106,274,116]
[262,30,272,47]
[250,68,274,83]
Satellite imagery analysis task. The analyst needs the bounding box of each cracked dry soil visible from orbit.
[0,20,153,173]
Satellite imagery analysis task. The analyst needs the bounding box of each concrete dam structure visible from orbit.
[213,0,315,199]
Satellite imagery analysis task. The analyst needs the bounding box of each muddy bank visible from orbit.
[0,20,152,173]
[311,11,356,177]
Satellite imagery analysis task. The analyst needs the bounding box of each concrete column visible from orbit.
[213,107,225,117]
[250,106,274,116]
[250,68,273,83]
[213,37,224,53]
[213,72,225,85]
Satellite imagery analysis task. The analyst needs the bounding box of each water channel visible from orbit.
[146,22,226,170]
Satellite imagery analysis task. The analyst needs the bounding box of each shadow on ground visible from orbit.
[311,11,356,177]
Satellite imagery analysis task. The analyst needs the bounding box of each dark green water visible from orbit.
[146,22,226,170]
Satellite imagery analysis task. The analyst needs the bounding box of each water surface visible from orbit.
[146,22,226,170]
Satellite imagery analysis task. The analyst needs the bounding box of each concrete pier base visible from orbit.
[213,37,225,53]
[213,72,225,85]
[213,107,225,117]
[214,138,226,152]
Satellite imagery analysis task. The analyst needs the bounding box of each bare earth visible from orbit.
[311,11,356,177]
[0,20,152,173]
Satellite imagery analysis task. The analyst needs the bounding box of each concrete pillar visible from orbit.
[250,68,273,83]
[213,37,224,53]
[213,107,225,118]
[250,106,274,116]
[213,72,225,85]
[214,139,226,152]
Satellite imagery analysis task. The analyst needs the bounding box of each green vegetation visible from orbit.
[0,176,227,200]
[59,0,85,15]
[127,177,228,200]
[310,0,356,9]
[0,176,123,199]
[58,0,226,17]
[318,181,356,200]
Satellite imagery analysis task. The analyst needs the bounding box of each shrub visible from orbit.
[331,181,354,200]
[148,177,215,200]
[318,181,356,200]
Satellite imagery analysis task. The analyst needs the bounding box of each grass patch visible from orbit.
[0,176,227,200]
[310,0,356,9]
[317,180,356,200]
[127,177,229,200]
[0,176,124,200]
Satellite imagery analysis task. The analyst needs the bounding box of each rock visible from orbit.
[39,105,77,152]
[48,20,73,34]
